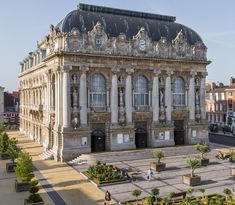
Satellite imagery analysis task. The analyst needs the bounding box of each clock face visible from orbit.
[139,39,146,51]
[95,36,102,48]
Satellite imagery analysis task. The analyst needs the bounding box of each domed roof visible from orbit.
[57,4,204,46]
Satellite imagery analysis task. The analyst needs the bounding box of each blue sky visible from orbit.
[0,0,234,91]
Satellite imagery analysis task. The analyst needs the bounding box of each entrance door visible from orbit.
[135,127,147,148]
[91,130,105,152]
[174,120,185,145]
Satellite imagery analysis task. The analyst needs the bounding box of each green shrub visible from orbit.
[0,132,9,153]
[26,177,43,203]
[86,161,123,184]
[146,195,155,205]
[15,150,33,182]
[132,189,142,203]
[7,138,20,163]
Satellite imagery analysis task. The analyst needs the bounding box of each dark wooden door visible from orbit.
[135,128,147,148]
[174,120,185,145]
[91,130,105,152]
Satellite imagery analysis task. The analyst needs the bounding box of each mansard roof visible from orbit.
[57,3,204,46]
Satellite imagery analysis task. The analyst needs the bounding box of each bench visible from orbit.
[216,150,231,160]
[126,172,135,181]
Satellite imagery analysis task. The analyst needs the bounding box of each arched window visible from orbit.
[134,75,149,109]
[90,74,106,109]
[172,76,185,106]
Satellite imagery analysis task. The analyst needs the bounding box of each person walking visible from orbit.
[146,168,153,181]
[104,190,111,205]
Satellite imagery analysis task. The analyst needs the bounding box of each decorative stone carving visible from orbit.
[193,42,207,60]
[195,88,201,121]
[114,33,129,55]
[156,37,169,58]
[88,21,108,50]
[67,27,85,51]
[133,27,151,53]
[46,25,61,53]
[119,88,125,124]
[159,88,166,122]
[172,30,187,57]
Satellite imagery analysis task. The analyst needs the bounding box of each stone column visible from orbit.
[79,66,88,126]
[62,67,71,128]
[165,70,173,122]
[125,68,134,124]
[46,71,51,124]
[111,67,119,124]
[152,69,160,123]
[55,67,61,127]
[188,71,196,121]
[200,72,207,121]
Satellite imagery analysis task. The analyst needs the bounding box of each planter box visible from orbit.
[231,168,235,176]
[15,180,30,192]
[182,175,201,186]
[6,162,17,172]
[201,158,209,166]
[0,153,10,160]
[24,199,44,205]
[151,162,166,172]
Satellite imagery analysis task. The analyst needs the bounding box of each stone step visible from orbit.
[39,150,54,160]
[67,154,95,166]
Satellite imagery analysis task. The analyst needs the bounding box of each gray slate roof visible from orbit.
[57,3,204,45]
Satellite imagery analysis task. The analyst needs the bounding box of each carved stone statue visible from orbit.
[118,89,125,124]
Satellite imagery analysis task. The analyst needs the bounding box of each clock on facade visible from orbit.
[95,36,103,48]
[139,39,146,51]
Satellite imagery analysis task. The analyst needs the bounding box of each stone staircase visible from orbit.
[67,154,96,166]
[39,150,54,160]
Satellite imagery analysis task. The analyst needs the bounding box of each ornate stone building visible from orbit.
[0,86,4,123]
[19,4,210,161]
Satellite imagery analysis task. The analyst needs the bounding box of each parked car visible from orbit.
[222,125,232,133]
[209,123,218,132]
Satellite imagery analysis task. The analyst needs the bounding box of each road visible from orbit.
[209,131,235,146]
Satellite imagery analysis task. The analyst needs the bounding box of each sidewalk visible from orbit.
[2,131,116,205]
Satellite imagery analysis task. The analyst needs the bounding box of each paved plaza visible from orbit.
[1,131,235,204]
[73,143,235,203]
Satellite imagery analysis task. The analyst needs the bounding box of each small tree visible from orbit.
[160,197,169,205]
[195,143,210,159]
[15,150,34,182]
[186,158,200,177]
[223,188,232,202]
[199,188,205,200]
[151,188,159,203]
[187,188,194,199]
[152,149,164,164]
[132,189,142,205]
[0,132,9,153]
[26,177,43,203]
[169,192,175,204]
[7,138,20,163]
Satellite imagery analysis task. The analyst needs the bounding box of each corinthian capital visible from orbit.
[126,67,134,75]
[112,66,120,74]
[166,69,174,77]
